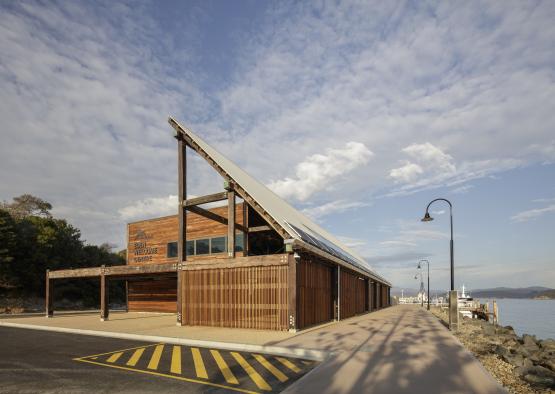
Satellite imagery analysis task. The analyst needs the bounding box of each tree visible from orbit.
[0,209,17,287]
[1,194,52,219]
[0,195,126,306]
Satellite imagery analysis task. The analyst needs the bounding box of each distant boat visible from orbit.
[458,284,475,318]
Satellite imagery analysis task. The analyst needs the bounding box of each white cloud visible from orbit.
[387,142,521,196]
[302,199,368,220]
[1,1,554,251]
[511,204,555,222]
[119,195,177,220]
[389,162,423,183]
[267,142,373,201]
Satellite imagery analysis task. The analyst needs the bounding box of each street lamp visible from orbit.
[421,199,454,291]
[418,259,430,310]
[421,198,457,329]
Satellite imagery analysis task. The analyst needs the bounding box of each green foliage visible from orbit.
[0,195,126,306]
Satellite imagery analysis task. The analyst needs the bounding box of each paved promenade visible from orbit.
[275,305,506,394]
[1,305,506,393]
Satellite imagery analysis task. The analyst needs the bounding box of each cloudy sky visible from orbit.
[1,0,554,290]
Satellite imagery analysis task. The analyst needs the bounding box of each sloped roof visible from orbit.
[169,117,390,286]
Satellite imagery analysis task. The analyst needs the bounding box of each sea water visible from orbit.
[482,298,555,340]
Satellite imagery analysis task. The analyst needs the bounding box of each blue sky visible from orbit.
[1,1,554,290]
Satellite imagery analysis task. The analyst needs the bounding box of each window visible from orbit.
[186,240,194,256]
[167,242,178,258]
[211,236,226,253]
[235,233,244,252]
[195,238,210,255]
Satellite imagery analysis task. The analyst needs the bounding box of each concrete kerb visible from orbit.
[0,321,329,362]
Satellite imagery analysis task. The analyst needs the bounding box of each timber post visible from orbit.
[287,252,298,331]
[176,132,187,326]
[242,201,248,257]
[45,269,53,318]
[100,265,109,321]
[226,182,236,258]
[366,279,370,312]
[337,266,341,320]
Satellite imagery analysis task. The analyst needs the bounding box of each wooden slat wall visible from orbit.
[128,278,177,313]
[340,269,367,319]
[127,203,245,265]
[182,262,289,330]
[297,256,333,329]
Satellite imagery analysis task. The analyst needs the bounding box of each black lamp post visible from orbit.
[418,259,430,310]
[421,198,454,291]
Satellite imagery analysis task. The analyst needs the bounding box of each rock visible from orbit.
[523,373,555,388]
[542,359,555,373]
[504,354,533,369]
[522,365,555,389]
[540,338,555,349]
[498,325,516,337]
[495,345,511,358]
[522,334,539,348]
[483,324,496,336]
[514,346,531,358]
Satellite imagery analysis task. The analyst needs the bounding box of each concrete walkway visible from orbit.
[0,305,505,393]
[275,305,505,394]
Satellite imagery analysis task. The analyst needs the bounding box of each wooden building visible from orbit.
[46,118,391,331]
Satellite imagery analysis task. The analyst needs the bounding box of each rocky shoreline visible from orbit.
[431,307,555,393]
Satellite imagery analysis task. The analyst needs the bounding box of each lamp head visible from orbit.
[421,212,434,222]
[417,262,422,269]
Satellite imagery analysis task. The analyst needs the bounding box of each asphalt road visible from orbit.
[0,327,317,393]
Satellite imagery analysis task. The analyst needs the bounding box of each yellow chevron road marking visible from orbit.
[107,352,123,363]
[75,358,260,394]
[210,349,239,385]
[147,344,164,370]
[126,348,145,366]
[170,345,181,374]
[253,354,288,382]
[231,352,271,391]
[275,357,301,373]
[191,347,208,379]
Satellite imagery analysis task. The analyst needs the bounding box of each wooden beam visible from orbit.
[332,265,338,320]
[287,253,298,331]
[182,254,288,270]
[184,192,227,207]
[168,118,290,240]
[45,270,53,318]
[227,188,236,258]
[48,267,102,279]
[248,225,271,233]
[187,205,227,225]
[100,265,108,321]
[176,135,186,326]
[47,263,177,279]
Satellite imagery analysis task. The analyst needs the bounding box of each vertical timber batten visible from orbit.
[176,136,187,325]
[227,186,236,258]
[100,265,109,321]
[45,270,53,317]
[287,253,297,331]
